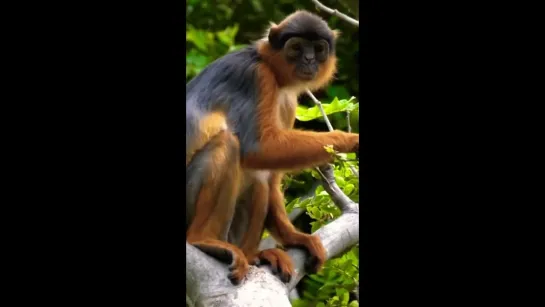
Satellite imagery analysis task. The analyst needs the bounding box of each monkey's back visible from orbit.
[186,46,264,158]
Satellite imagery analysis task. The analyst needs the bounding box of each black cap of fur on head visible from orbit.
[268,11,336,53]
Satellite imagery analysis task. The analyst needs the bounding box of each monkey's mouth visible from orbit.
[296,66,317,80]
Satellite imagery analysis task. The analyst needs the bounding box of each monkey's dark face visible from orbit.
[284,37,330,81]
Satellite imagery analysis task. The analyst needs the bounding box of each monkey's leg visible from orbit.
[264,173,327,274]
[237,179,269,258]
[232,177,295,283]
[242,129,359,170]
[186,131,249,284]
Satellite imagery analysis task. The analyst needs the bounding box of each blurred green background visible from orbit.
[186,1,360,306]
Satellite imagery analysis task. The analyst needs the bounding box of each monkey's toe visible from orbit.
[227,256,249,285]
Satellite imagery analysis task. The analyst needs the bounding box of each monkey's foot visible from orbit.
[227,254,250,285]
[251,248,294,283]
[190,239,249,285]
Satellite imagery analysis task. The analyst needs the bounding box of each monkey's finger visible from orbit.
[305,255,325,274]
[227,271,243,285]
[250,257,262,266]
[270,260,279,275]
[278,263,293,283]
[227,264,249,285]
[259,253,280,274]
[280,271,292,283]
[304,257,316,273]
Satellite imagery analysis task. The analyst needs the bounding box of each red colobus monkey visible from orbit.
[186,10,359,284]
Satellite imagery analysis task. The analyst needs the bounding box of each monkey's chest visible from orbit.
[276,90,298,129]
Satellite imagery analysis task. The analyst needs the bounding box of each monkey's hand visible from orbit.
[250,248,294,283]
[334,131,359,154]
[285,233,327,274]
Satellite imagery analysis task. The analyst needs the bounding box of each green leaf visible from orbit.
[285,197,300,213]
[340,259,353,271]
[335,176,346,187]
[216,24,239,46]
[186,28,214,52]
[335,288,350,305]
[315,185,325,195]
[296,105,322,121]
[296,97,359,122]
[327,85,351,100]
[324,145,336,154]
[343,184,355,195]
[301,290,316,300]
[291,299,310,307]
[228,44,248,52]
[308,274,326,283]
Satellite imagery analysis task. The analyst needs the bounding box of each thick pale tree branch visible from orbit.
[186,207,359,307]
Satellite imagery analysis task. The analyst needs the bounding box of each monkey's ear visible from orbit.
[268,23,281,46]
[332,29,341,40]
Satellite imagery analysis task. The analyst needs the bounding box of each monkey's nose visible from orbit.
[303,55,315,63]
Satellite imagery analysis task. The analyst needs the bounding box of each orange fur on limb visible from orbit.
[238,180,270,258]
[265,173,327,272]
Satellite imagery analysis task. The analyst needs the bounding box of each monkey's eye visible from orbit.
[315,45,324,53]
[291,44,301,51]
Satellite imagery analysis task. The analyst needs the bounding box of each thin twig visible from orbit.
[346,111,352,133]
[311,0,359,27]
[305,89,334,131]
[306,90,359,178]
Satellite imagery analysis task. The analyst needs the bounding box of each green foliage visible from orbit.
[296,97,359,122]
[186,1,360,305]
[186,24,246,79]
[284,154,359,306]
[292,247,359,307]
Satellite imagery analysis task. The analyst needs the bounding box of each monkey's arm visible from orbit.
[242,129,358,170]
[241,63,358,170]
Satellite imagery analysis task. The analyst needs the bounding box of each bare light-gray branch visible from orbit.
[311,0,359,27]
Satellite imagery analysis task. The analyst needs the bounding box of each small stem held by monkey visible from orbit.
[346,111,351,133]
[305,89,359,178]
[305,89,334,132]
